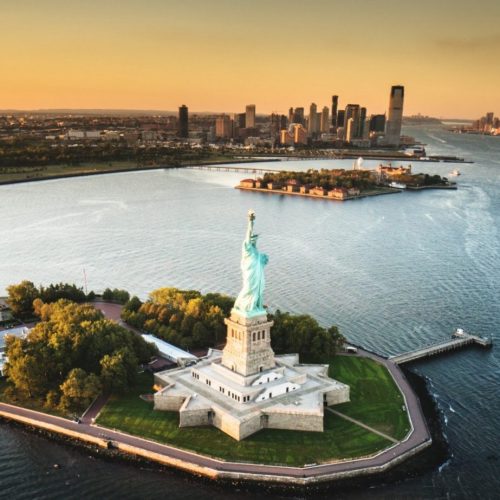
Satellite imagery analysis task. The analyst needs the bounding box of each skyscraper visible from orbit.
[321,106,330,133]
[292,107,305,125]
[385,85,404,146]
[246,104,256,128]
[337,109,345,129]
[308,102,318,136]
[345,117,355,143]
[370,114,386,132]
[331,95,338,129]
[178,105,189,138]
[344,104,360,138]
[215,115,232,139]
[358,107,367,138]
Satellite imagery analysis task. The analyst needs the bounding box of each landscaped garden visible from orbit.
[97,355,410,466]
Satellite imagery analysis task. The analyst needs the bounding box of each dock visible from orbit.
[389,330,492,365]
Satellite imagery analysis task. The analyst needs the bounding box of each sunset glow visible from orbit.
[2,0,500,117]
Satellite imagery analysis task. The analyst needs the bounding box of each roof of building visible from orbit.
[142,334,197,363]
[0,326,29,351]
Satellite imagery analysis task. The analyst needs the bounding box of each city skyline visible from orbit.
[1,0,499,118]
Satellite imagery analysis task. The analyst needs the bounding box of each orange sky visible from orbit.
[1,0,499,118]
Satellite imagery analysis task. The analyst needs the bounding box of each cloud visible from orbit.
[435,34,500,51]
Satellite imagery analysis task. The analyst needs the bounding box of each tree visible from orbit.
[59,368,102,411]
[100,348,137,393]
[6,280,38,318]
[5,299,155,408]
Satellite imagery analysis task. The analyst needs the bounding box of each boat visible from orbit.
[448,169,461,176]
[389,181,406,189]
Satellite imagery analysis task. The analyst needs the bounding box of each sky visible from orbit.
[1,0,499,118]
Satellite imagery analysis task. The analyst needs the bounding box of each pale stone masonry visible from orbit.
[154,308,350,440]
[221,311,275,376]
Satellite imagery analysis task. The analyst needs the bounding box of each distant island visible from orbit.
[237,166,456,201]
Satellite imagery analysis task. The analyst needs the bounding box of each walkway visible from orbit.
[326,408,398,444]
[0,346,432,484]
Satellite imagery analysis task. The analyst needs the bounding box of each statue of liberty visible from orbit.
[234,210,269,316]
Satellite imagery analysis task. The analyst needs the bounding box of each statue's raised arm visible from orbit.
[244,210,255,245]
[234,210,269,317]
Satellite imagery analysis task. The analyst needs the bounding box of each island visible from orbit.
[237,165,456,201]
[2,213,488,492]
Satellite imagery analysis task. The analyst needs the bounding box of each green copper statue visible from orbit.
[234,210,269,316]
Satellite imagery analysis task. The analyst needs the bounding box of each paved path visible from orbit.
[0,347,432,483]
[326,408,398,444]
[80,393,109,425]
[0,302,432,482]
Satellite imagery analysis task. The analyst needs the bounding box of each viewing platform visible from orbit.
[389,329,493,365]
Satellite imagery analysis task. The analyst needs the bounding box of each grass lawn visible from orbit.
[330,356,411,440]
[96,355,409,466]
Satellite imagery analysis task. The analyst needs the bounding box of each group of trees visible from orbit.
[6,280,92,319]
[4,299,157,412]
[120,287,344,362]
[102,288,130,304]
[121,288,234,351]
[0,139,218,169]
[270,310,345,363]
[262,168,377,191]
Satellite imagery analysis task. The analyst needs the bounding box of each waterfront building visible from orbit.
[288,107,294,124]
[153,212,349,440]
[178,105,189,138]
[331,95,339,129]
[246,105,256,128]
[385,85,405,146]
[321,106,330,133]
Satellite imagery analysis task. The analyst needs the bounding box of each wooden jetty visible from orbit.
[389,330,492,365]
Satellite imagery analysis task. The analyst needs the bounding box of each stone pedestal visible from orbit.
[221,309,275,376]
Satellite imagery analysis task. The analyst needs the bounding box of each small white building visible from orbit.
[141,334,197,365]
[0,326,29,377]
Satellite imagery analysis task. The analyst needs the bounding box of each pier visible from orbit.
[184,164,282,174]
[389,330,492,365]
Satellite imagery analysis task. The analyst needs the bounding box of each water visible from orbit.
[1,125,499,498]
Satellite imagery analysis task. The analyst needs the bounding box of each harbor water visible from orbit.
[0,125,499,499]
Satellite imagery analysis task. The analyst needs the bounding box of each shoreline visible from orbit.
[0,158,281,187]
[0,366,446,495]
[0,344,442,490]
[237,183,456,202]
[0,151,469,188]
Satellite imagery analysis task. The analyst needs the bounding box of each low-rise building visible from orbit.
[142,334,197,365]
[239,179,255,188]
[309,186,326,196]
[328,188,348,199]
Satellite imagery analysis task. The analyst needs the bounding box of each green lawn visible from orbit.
[330,356,410,440]
[96,355,410,466]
